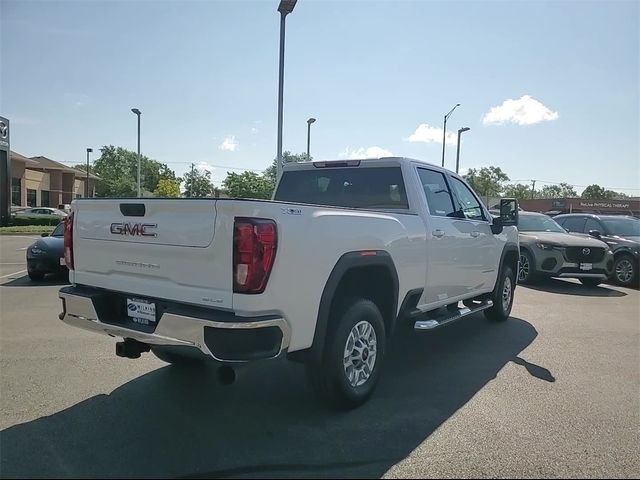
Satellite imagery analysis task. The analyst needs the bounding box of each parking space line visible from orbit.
[0,269,27,279]
[0,263,26,265]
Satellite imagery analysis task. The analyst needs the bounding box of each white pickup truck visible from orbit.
[59,157,519,409]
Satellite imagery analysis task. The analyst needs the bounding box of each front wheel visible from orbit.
[485,265,515,322]
[613,254,637,287]
[308,298,386,410]
[518,250,536,284]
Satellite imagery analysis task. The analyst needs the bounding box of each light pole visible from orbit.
[306,117,316,160]
[441,103,460,168]
[276,0,297,179]
[85,148,93,197]
[131,108,141,197]
[455,127,470,174]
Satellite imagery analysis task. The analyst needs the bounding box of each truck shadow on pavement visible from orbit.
[0,315,544,479]
[521,278,627,297]
[0,274,69,287]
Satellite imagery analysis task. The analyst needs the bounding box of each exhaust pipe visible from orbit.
[116,339,150,359]
[217,366,236,385]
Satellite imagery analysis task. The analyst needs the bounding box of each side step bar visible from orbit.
[414,300,493,330]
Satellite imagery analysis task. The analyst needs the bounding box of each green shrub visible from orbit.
[9,216,64,226]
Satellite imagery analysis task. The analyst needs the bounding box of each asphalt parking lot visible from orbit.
[1,235,638,479]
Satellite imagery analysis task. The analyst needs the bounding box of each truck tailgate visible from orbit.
[71,199,233,309]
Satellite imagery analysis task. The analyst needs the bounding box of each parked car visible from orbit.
[554,214,640,286]
[58,157,520,409]
[517,211,613,286]
[15,207,68,218]
[26,222,67,281]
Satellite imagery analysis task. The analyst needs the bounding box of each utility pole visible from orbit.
[188,163,194,198]
[531,180,536,199]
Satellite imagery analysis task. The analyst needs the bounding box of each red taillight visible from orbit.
[233,218,277,294]
[63,212,74,270]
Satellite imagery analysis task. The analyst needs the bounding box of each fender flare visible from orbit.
[300,250,399,364]
[496,243,520,290]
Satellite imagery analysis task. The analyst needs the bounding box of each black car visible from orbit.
[26,222,67,281]
[554,214,640,286]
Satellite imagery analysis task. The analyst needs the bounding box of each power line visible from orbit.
[54,159,264,173]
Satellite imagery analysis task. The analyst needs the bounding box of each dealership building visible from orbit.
[10,150,99,209]
[518,197,640,217]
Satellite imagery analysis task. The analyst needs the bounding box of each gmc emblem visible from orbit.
[110,222,157,237]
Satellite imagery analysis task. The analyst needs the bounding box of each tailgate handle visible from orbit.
[120,203,146,217]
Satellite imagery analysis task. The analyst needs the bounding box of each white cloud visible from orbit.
[406,123,457,145]
[196,161,216,173]
[218,135,238,151]
[339,146,393,159]
[250,127,259,135]
[483,95,558,126]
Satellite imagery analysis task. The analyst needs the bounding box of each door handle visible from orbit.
[432,229,445,238]
[471,231,480,238]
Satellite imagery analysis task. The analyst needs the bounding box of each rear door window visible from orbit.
[274,167,409,209]
[417,168,457,217]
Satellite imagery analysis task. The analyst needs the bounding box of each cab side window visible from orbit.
[450,177,485,221]
[417,168,457,217]
[562,217,586,233]
[584,218,602,234]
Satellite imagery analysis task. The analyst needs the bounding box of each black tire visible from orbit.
[28,270,44,281]
[151,346,203,367]
[308,298,386,410]
[579,278,602,287]
[485,265,515,322]
[613,254,637,287]
[518,250,536,284]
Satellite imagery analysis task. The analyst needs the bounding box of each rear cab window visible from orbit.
[274,166,409,210]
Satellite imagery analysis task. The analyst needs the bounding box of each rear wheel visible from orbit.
[613,254,637,286]
[579,278,602,287]
[485,265,515,322]
[308,298,386,410]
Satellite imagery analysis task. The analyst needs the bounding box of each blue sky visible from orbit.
[2,0,639,194]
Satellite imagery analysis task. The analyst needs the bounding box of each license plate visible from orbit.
[580,263,593,271]
[59,257,66,266]
[127,298,156,325]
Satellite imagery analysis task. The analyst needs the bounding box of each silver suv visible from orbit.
[517,212,614,286]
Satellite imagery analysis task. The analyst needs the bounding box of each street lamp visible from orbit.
[131,108,141,197]
[441,103,460,168]
[85,148,93,197]
[306,117,316,160]
[455,127,470,174]
[276,0,298,179]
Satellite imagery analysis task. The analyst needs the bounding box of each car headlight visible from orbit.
[30,246,46,255]
[535,242,560,251]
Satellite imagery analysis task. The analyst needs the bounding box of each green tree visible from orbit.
[183,167,213,198]
[581,184,608,199]
[463,166,510,197]
[154,179,181,197]
[537,182,578,198]
[90,146,177,197]
[223,171,274,199]
[263,151,311,184]
[502,183,533,200]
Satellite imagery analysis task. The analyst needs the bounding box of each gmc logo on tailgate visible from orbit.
[110,223,157,237]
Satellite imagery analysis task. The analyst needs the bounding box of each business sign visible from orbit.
[579,201,631,209]
[552,199,567,208]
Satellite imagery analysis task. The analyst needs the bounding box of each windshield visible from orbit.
[51,223,64,237]
[602,218,640,236]
[519,215,566,233]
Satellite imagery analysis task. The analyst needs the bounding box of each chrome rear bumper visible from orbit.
[59,287,291,363]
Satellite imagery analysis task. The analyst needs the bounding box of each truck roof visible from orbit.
[282,157,448,173]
